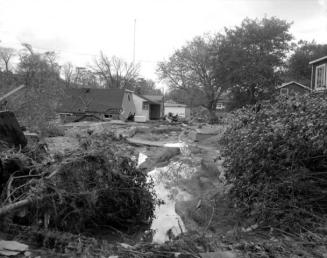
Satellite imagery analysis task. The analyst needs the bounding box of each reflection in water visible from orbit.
[137,146,192,244]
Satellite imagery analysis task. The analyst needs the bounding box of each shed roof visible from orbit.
[164,102,187,107]
[132,93,162,105]
[277,81,311,90]
[309,56,327,65]
[143,95,163,104]
[57,88,125,113]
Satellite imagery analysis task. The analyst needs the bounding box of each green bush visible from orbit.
[221,94,327,232]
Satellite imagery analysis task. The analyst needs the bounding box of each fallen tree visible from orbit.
[221,94,327,232]
[0,133,158,234]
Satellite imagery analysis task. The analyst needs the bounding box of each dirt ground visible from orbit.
[2,120,325,258]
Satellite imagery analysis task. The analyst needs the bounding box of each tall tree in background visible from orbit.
[15,44,63,128]
[157,35,229,122]
[134,78,162,95]
[220,17,293,108]
[93,52,139,89]
[165,87,206,107]
[62,62,74,87]
[0,47,16,73]
[286,41,327,85]
[73,67,99,88]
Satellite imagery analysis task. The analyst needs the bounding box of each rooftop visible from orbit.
[277,81,311,90]
[57,88,125,113]
[309,56,327,65]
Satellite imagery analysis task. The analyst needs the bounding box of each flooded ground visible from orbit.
[1,122,234,257]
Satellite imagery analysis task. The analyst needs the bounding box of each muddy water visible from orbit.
[138,142,195,244]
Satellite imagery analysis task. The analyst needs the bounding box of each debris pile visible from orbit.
[0,132,158,236]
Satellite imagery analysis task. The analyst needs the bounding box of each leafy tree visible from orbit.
[286,41,327,85]
[157,35,229,122]
[14,44,63,128]
[220,17,293,109]
[133,78,162,95]
[93,52,139,89]
[165,87,206,108]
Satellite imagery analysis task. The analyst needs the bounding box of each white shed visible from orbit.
[132,93,163,122]
[164,102,190,119]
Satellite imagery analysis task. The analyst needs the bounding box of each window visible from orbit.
[216,103,224,110]
[315,64,327,90]
[280,88,288,95]
[142,102,149,110]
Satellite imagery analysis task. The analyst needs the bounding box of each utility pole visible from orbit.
[133,19,136,63]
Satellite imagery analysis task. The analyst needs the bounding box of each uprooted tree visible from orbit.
[221,94,327,232]
[0,132,158,234]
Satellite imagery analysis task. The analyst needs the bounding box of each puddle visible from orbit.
[137,152,148,167]
[164,142,191,156]
[137,144,194,244]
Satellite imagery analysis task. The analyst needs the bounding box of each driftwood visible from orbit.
[0,197,35,217]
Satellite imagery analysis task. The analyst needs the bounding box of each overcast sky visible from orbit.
[0,0,326,87]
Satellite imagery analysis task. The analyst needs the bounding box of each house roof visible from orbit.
[277,81,311,90]
[57,88,125,113]
[217,96,232,103]
[132,93,163,105]
[309,56,327,65]
[143,95,163,104]
[164,102,187,107]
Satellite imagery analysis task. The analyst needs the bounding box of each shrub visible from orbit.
[220,94,327,232]
[40,124,65,137]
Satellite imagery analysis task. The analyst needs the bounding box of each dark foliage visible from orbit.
[221,93,327,232]
[1,133,158,235]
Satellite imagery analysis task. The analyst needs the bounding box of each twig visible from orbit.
[202,201,215,236]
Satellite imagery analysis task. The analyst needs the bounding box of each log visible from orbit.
[0,198,33,217]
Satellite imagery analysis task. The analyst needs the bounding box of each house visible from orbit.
[164,102,191,119]
[277,81,311,96]
[216,96,232,110]
[132,93,164,122]
[57,88,135,122]
[310,56,327,91]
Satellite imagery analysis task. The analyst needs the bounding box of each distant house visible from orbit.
[164,102,191,119]
[277,81,311,96]
[57,88,135,122]
[132,93,163,122]
[216,96,232,110]
[309,56,327,91]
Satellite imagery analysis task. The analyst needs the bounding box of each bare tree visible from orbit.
[0,47,16,72]
[62,62,74,87]
[93,52,139,89]
[73,67,98,88]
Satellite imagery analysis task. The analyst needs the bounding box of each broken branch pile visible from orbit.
[221,94,327,232]
[0,133,157,235]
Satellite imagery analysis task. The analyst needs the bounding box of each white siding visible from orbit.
[164,106,190,118]
[132,94,149,121]
[120,92,136,120]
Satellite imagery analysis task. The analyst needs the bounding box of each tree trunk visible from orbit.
[0,198,33,217]
[208,107,218,124]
